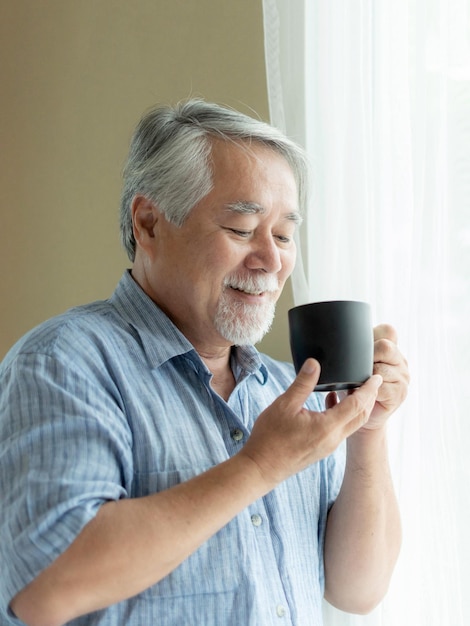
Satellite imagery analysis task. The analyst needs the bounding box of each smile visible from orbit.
[223,272,280,299]
[230,287,265,296]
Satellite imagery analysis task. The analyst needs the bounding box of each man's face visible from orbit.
[140,139,300,350]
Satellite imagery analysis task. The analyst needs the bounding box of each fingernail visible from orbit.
[301,358,317,374]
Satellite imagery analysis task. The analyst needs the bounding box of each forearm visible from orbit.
[11,452,271,626]
[10,364,389,625]
[324,426,401,614]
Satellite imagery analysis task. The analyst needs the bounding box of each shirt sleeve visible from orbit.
[306,390,347,509]
[0,350,133,620]
[326,441,347,509]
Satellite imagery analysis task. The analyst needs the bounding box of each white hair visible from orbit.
[119,99,310,261]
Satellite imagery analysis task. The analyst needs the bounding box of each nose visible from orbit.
[245,234,283,274]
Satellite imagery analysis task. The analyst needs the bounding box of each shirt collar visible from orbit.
[109,271,268,383]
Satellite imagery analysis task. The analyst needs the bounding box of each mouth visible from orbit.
[229,286,265,296]
[223,273,280,303]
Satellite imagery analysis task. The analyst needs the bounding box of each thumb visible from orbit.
[284,358,321,411]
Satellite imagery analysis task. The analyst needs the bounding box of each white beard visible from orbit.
[214,273,279,345]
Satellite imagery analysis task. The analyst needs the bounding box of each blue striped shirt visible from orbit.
[0,271,345,626]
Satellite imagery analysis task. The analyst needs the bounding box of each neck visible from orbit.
[199,347,236,401]
[131,265,237,399]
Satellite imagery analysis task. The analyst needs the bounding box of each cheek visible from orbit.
[281,247,297,279]
[184,249,230,293]
[179,243,221,277]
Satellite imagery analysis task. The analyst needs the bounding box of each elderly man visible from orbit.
[0,100,409,626]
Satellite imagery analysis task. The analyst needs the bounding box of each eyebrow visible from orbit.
[225,201,303,225]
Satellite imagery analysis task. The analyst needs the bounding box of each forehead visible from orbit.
[208,138,300,212]
[209,137,293,174]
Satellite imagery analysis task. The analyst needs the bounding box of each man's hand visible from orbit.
[240,359,383,487]
[367,324,409,429]
[323,324,407,612]
[326,324,409,431]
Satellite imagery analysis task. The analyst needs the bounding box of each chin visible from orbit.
[215,301,275,346]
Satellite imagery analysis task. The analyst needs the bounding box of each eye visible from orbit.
[275,234,292,244]
[228,228,252,238]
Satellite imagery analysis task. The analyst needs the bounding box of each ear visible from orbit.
[131,195,159,256]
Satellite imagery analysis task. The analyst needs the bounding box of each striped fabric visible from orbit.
[0,271,345,625]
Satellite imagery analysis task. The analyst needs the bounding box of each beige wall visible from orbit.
[0,0,293,361]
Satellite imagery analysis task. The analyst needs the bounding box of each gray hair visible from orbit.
[119,99,310,261]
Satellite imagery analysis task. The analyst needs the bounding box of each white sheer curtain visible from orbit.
[263,1,470,624]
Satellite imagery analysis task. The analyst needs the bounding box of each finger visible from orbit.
[326,375,383,427]
[374,323,398,344]
[373,360,402,382]
[374,346,410,399]
[283,359,321,412]
[373,361,409,405]
[326,387,361,410]
[325,391,339,410]
[374,337,404,367]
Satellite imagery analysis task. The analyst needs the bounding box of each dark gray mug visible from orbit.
[288,300,374,392]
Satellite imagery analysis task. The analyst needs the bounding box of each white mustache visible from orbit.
[223,273,279,295]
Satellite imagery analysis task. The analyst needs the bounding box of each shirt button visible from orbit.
[251,513,263,527]
[276,604,286,618]
[231,428,244,442]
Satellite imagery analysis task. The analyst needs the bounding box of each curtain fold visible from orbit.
[263,0,470,624]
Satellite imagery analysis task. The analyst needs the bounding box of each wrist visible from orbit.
[233,448,281,495]
[346,425,389,469]
[350,422,388,444]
